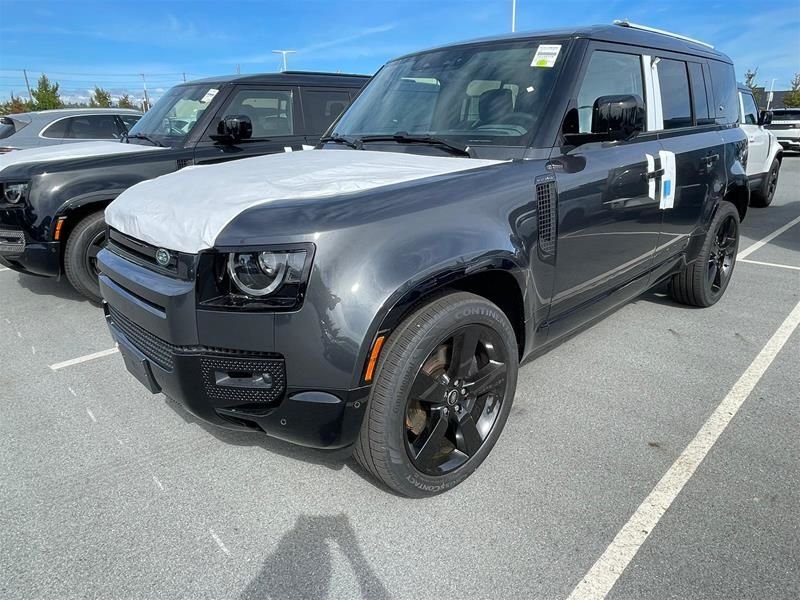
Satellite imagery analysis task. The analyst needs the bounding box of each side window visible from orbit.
[221,89,294,138]
[67,115,122,139]
[741,92,758,125]
[40,118,70,139]
[119,115,141,132]
[687,62,712,125]
[707,60,739,125]
[573,51,644,134]
[302,90,352,134]
[657,59,692,129]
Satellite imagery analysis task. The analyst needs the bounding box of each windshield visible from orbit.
[332,39,569,149]
[127,84,220,145]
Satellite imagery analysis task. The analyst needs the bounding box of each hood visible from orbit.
[0,141,166,173]
[105,149,503,254]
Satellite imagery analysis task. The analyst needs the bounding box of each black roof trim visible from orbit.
[393,23,731,64]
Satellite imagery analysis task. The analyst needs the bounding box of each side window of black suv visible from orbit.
[221,88,297,139]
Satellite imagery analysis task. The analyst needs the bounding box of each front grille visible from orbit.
[107,228,180,276]
[536,176,557,257]
[109,306,174,370]
[767,123,797,130]
[200,356,286,404]
[0,228,25,253]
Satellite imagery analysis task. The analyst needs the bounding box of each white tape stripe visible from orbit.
[737,215,800,260]
[49,347,119,371]
[740,258,800,272]
[567,299,800,600]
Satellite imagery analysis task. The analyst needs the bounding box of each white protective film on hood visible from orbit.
[0,141,166,173]
[106,150,503,253]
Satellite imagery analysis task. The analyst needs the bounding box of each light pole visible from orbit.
[272,50,296,72]
[511,0,516,32]
[767,77,776,110]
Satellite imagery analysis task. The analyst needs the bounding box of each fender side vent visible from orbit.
[535,175,558,257]
[176,158,193,170]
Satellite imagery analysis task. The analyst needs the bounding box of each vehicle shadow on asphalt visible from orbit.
[239,513,391,600]
[13,272,96,305]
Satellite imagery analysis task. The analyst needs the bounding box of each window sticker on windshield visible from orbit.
[200,89,219,103]
[531,45,561,68]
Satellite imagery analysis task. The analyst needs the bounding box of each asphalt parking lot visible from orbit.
[1,159,798,600]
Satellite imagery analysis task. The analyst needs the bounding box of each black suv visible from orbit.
[0,72,368,301]
[99,23,748,497]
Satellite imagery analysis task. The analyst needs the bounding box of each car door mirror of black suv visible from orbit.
[210,115,253,144]
[591,94,645,142]
[758,110,773,126]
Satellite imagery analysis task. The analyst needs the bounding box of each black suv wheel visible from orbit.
[670,202,740,307]
[354,292,519,497]
[64,211,107,303]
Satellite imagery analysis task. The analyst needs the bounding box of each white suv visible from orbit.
[766,108,800,153]
[739,85,782,207]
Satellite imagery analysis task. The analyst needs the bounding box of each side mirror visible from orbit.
[758,110,773,126]
[210,115,253,144]
[591,94,645,141]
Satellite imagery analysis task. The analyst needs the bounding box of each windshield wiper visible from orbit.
[122,132,165,147]
[357,132,473,157]
[319,134,361,150]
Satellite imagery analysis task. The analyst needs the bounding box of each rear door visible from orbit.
[299,87,356,144]
[548,45,664,337]
[651,57,726,269]
[193,85,306,165]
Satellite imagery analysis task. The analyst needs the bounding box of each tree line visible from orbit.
[0,74,144,115]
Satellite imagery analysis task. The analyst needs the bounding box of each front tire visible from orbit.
[750,158,779,207]
[64,211,107,303]
[354,292,519,497]
[669,202,740,307]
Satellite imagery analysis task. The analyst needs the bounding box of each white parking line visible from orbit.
[209,529,230,555]
[738,214,800,260]
[85,408,97,423]
[49,347,119,371]
[740,258,800,272]
[567,299,800,600]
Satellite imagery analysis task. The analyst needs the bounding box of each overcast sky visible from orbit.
[1,0,798,105]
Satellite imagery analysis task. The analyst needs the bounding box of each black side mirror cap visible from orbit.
[591,94,645,141]
[758,110,773,126]
[209,115,253,144]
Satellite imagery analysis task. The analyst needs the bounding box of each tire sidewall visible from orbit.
[64,212,106,302]
[701,203,740,304]
[372,296,518,497]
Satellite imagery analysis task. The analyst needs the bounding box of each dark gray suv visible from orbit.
[99,23,748,496]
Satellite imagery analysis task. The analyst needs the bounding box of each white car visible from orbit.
[766,107,800,153]
[739,85,782,207]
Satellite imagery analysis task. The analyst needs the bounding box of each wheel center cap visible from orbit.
[446,389,459,406]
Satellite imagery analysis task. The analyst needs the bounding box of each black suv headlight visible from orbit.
[2,182,29,205]
[198,244,315,311]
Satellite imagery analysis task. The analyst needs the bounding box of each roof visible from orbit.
[395,23,731,63]
[5,107,142,121]
[184,71,371,87]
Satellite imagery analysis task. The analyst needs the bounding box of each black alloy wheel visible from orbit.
[85,228,107,278]
[64,211,108,303]
[707,214,737,294]
[405,324,508,476]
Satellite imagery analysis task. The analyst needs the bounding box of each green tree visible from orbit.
[0,93,31,115]
[744,68,763,106]
[30,74,63,110]
[783,73,800,108]
[117,94,137,109]
[89,86,112,108]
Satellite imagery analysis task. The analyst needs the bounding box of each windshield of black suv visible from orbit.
[331,38,569,150]
[126,84,220,146]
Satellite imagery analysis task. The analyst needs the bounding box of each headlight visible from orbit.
[3,182,29,204]
[227,249,309,298]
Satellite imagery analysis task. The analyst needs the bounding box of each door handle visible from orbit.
[705,153,720,165]
[645,168,664,180]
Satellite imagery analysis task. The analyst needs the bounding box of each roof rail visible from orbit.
[613,19,714,49]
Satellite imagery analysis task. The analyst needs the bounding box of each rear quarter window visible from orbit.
[707,60,739,125]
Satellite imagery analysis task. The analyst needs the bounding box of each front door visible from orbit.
[193,85,307,165]
[740,89,768,177]
[548,47,663,339]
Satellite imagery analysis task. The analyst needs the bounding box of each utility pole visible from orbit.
[140,73,150,111]
[272,50,296,72]
[182,72,187,82]
[22,69,32,100]
[511,0,516,33]
[236,64,240,75]
[767,77,776,110]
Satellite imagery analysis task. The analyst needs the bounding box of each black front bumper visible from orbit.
[0,226,60,277]
[99,247,369,450]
